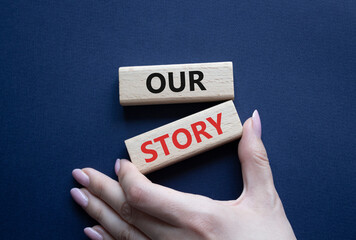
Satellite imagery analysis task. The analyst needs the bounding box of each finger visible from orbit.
[84,188,175,240]
[238,110,276,197]
[70,188,148,240]
[73,168,178,239]
[116,159,216,226]
[84,225,114,240]
[118,199,178,239]
[72,168,125,214]
[72,169,177,239]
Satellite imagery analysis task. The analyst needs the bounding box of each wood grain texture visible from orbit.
[119,62,234,106]
[125,100,242,174]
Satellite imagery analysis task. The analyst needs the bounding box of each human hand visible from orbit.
[71,110,296,240]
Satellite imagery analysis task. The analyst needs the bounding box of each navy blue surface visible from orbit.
[1,1,355,239]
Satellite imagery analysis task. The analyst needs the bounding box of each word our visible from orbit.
[146,71,206,94]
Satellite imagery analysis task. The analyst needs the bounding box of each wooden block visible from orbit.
[119,62,234,106]
[125,100,242,174]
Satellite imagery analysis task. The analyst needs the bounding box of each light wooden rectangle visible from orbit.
[119,62,234,106]
[125,100,242,174]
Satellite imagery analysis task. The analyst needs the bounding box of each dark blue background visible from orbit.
[1,1,355,239]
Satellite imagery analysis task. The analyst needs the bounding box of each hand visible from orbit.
[70,110,296,240]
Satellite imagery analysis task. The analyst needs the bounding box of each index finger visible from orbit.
[116,159,215,226]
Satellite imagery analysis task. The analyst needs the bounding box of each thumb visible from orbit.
[238,110,276,197]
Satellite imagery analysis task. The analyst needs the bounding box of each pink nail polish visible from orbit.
[84,227,103,240]
[115,159,121,175]
[70,188,88,207]
[252,110,262,138]
[72,169,89,187]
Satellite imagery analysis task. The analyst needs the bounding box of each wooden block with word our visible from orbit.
[119,62,234,106]
[125,100,242,174]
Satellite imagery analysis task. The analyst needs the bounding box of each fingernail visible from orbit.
[72,169,89,187]
[115,159,121,175]
[252,110,262,138]
[70,188,88,207]
[84,227,103,240]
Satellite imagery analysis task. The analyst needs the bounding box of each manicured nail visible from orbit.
[84,227,103,240]
[70,188,88,207]
[72,169,89,187]
[115,159,121,175]
[252,110,262,138]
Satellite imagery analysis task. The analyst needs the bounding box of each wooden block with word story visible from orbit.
[125,100,242,174]
[119,62,234,106]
